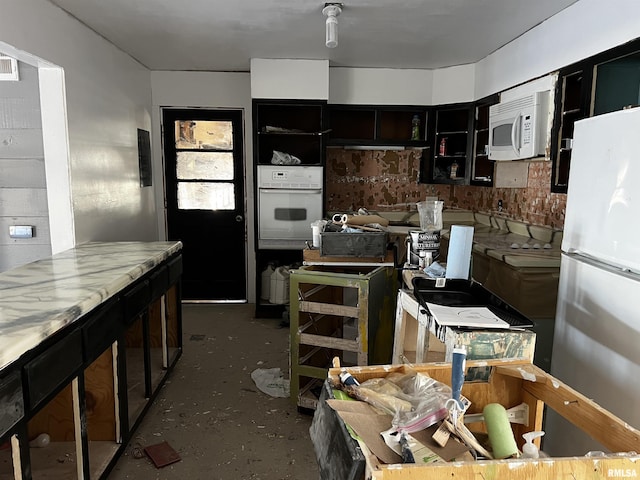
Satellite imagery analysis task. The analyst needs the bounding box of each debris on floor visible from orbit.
[251,367,290,398]
[143,441,181,468]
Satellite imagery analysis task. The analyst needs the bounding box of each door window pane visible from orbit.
[177,182,235,210]
[174,120,233,150]
[176,152,234,180]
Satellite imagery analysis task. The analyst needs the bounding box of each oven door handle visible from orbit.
[259,188,322,194]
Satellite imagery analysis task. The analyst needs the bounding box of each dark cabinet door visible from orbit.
[550,63,592,193]
[470,94,499,187]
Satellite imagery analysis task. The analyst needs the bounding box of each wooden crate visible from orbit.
[313,358,640,479]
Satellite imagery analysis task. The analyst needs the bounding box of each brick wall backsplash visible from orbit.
[325,149,566,230]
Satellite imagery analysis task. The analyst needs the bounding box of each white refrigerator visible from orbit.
[545,107,640,456]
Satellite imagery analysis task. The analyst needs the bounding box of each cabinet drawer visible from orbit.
[123,279,150,322]
[149,265,169,302]
[24,329,83,411]
[0,370,24,439]
[167,255,183,286]
[83,298,124,362]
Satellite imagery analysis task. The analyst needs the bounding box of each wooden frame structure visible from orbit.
[315,358,640,479]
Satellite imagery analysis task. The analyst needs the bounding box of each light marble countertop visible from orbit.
[0,241,182,371]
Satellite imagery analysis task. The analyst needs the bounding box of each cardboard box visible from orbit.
[311,359,640,480]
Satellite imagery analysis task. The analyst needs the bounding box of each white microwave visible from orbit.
[488,91,550,161]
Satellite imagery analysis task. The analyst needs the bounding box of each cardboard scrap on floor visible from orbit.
[326,399,470,464]
[144,441,181,468]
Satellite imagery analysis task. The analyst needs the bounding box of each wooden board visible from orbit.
[148,298,164,348]
[362,454,640,480]
[125,314,144,348]
[84,347,116,441]
[303,248,394,266]
[166,286,180,348]
[300,300,359,318]
[27,384,74,442]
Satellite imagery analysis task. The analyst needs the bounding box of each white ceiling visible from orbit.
[48,0,580,72]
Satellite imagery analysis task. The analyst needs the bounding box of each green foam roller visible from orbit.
[483,403,518,459]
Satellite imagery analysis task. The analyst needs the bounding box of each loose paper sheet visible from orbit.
[426,302,510,329]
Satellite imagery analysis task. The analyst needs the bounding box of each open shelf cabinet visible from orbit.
[428,104,473,184]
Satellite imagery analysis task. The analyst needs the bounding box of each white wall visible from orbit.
[251,59,329,100]
[0,61,52,272]
[150,71,255,300]
[475,0,640,99]
[432,64,475,105]
[329,68,434,105]
[1,0,157,247]
[330,0,640,107]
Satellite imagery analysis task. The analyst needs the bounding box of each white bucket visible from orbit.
[269,266,290,305]
[311,220,326,248]
[260,264,275,300]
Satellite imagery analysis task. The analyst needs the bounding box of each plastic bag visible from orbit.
[250,367,290,398]
[271,150,301,165]
[348,371,451,433]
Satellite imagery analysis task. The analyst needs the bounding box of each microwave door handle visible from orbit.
[511,112,522,155]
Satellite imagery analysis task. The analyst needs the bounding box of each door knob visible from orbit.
[235,215,243,222]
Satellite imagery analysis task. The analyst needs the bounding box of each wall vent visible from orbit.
[0,56,19,81]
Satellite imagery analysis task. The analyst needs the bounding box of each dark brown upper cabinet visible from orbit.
[550,65,591,193]
[470,94,500,187]
[427,103,473,185]
[551,38,640,193]
[253,99,327,166]
[326,105,430,148]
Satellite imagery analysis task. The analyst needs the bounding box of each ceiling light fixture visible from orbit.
[322,3,343,49]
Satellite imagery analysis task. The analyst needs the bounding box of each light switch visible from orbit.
[9,225,35,238]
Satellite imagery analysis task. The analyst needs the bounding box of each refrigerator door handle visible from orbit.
[564,250,640,279]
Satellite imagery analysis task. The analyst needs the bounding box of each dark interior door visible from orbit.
[163,108,246,301]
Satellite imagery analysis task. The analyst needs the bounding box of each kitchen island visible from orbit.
[439,213,561,370]
[0,241,183,479]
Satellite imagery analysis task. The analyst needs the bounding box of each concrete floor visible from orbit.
[108,304,318,480]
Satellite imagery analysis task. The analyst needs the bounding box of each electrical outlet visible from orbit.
[497,200,503,212]
[9,225,34,238]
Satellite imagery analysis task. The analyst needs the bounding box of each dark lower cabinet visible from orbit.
[24,330,84,412]
[0,253,183,480]
[0,371,23,441]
